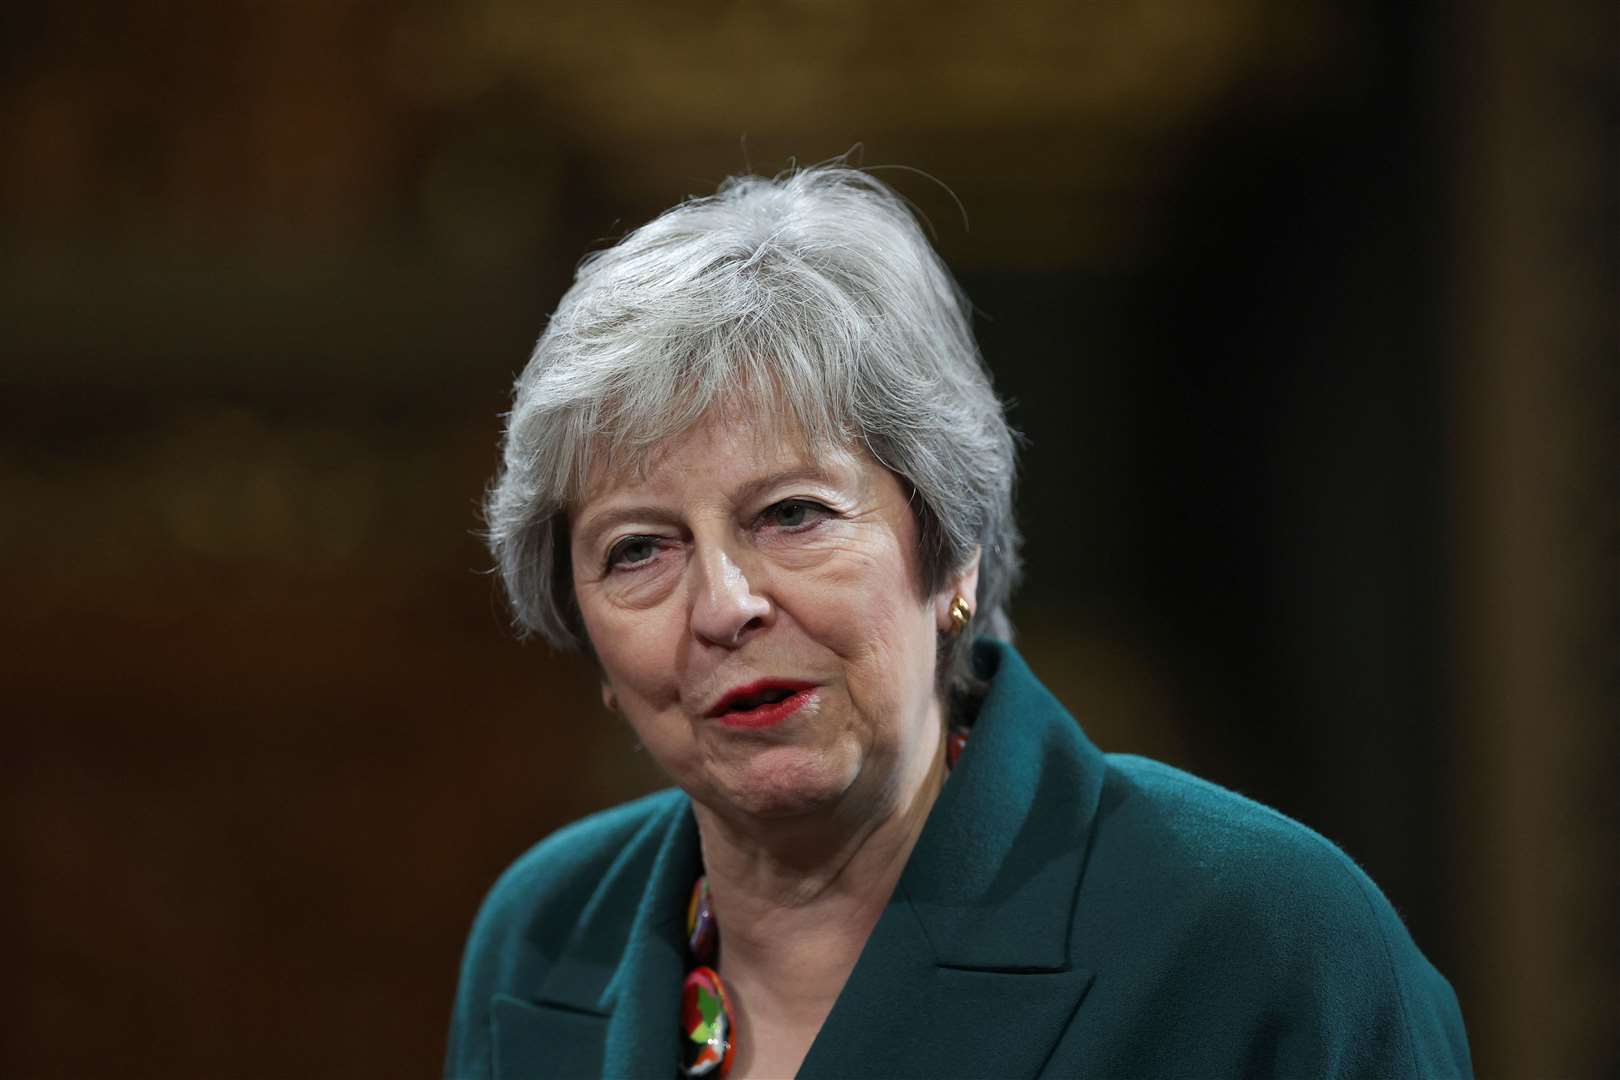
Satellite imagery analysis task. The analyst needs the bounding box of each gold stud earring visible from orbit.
[948,594,972,636]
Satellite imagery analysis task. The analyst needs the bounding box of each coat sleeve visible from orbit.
[1081,757,1474,1079]
[1250,828,1474,1078]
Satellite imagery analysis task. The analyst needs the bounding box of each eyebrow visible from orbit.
[732,465,848,510]
[572,465,850,554]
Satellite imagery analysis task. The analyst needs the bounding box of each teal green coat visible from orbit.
[446,643,1472,1078]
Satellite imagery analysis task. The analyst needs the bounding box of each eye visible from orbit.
[760,499,831,531]
[605,535,662,571]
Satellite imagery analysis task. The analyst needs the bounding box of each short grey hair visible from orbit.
[485,164,1021,704]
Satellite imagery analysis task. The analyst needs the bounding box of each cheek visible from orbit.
[587,614,699,773]
[797,539,935,689]
[579,589,682,710]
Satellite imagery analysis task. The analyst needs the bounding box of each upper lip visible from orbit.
[704,678,817,718]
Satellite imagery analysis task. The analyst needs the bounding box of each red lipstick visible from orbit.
[705,679,818,729]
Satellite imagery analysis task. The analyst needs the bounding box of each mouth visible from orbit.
[705,679,819,729]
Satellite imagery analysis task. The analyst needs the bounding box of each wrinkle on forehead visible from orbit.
[575,391,856,505]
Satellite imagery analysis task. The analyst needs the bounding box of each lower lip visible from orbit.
[715,688,816,729]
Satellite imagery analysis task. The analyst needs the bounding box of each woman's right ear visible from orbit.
[601,683,618,713]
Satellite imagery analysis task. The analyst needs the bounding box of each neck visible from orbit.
[690,719,947,1071]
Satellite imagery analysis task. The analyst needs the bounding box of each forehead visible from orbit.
[575,403,862,506]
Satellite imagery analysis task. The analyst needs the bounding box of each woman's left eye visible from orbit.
[761,499,831,530]
[605,535,662,571]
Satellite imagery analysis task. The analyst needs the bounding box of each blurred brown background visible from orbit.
[3,1,1614,1076]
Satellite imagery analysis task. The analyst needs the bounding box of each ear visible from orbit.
[934,547,982,633]
[600,681,618,713]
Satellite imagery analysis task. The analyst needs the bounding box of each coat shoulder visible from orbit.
[1075,753,1472,1077]
[1104,753,1377,901]
[471,788,686,941]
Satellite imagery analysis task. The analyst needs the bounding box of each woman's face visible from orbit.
[569,408,975,824]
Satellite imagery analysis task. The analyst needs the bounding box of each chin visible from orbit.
[704,745,858,821]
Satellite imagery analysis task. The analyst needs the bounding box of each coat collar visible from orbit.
[798,641,1103,1077]
[494,640,1105,1078]
[898,639,1105,970]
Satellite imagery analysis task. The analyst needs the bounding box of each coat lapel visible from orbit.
[596,810,695,1080]
[800,642,1106,1078]
[491,993,608,1079]
[490,798,700,1080]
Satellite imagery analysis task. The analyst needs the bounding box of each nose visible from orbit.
[689,542,771,648]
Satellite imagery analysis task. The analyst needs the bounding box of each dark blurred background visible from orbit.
[3,1,1614,1076]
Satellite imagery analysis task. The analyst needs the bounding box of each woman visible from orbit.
[447,166,1472,1079]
